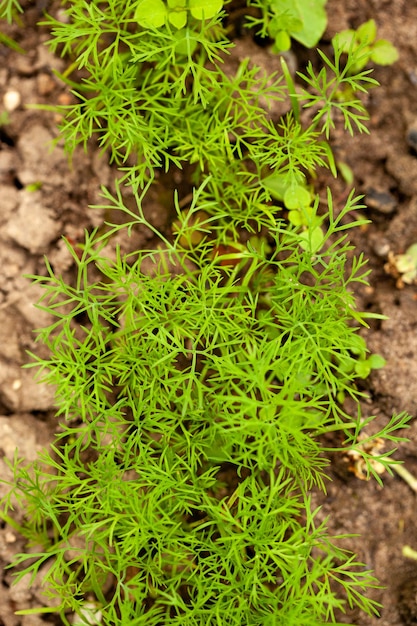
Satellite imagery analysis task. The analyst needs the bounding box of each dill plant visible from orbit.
[5,184,408,625]
[0,1,410,624]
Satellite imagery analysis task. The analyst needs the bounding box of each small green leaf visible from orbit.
[370,40,399,65]
[269,13,303,37]
[367,354,386,370]
[337,356,355,375]
[290,0,327,48]
[349,335,367,357]
[357,19,377,45]
[169,11,187,29]
[25,181,43,192]
[262,173,305,201]
[168,0,187,29]
[298,226,324,253]
[403,545,417,561]
[355,360,371,379]
[335,29,356,54]
[337,390,346,404]
[173,29,198,56]
[262,174,287,201]
[269,0,326,48]
[405,243,417,259]
[288,209,303,226]
[284,185,311,210]
[135,0,167,28]
[274,30,291,52]
[189,0,223,20]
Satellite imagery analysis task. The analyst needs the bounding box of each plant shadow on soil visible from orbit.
[1,0,417,624]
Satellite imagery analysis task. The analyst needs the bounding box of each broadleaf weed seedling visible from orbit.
[335,19,399,73]
[245,0,328,52]
[0,1,411,624]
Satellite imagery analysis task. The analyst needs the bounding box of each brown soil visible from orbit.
[1,0,417,624]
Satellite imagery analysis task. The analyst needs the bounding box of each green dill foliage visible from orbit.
[30,0,374,193]
[5,184,408,625]
[0,1,411,625]
[0,0,23,24]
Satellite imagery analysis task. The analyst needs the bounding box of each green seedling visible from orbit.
[386,243,417,285]
[334,19,399,74]
[334,336,386,404]
[0,110,10,126]
[262,174,325,253]
[335,334,387,380]
[25,181,43,192]
[354,352,386,379]
[247,0,327,52]
[403,545,417,560]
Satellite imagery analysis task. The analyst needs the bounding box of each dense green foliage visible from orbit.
[0,1,408,624]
